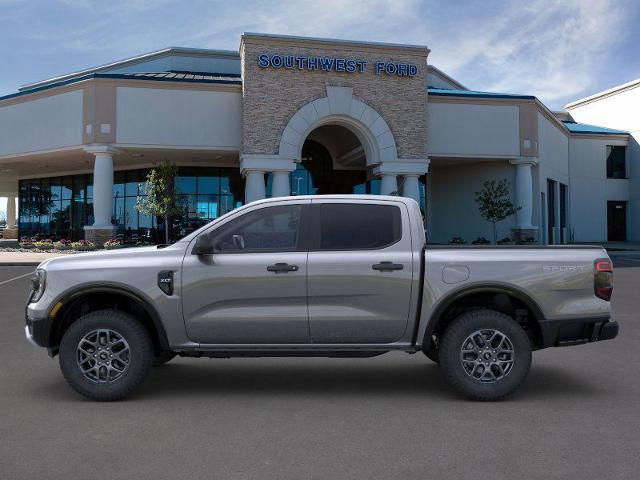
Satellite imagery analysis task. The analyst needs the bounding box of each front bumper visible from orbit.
[25,313,53,348]
[540,317,619,348]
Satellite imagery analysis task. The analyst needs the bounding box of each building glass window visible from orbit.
[18,166,243,242]
[606,145,626,179]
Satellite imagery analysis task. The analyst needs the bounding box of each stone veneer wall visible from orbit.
[240,36,429,160]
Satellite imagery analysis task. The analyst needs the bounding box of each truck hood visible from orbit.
[37,245,182,270]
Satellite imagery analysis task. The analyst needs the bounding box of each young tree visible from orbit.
[136,161,182,244]
[474,179,520,244]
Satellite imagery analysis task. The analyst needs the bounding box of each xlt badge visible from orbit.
[158,271,174,296]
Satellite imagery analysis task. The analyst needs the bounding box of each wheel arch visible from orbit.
[422,283,546,350]
[48,284,170,354]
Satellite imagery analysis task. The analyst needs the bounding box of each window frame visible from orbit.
[308,202,403,252]
[606,145,627,179]
[193,203,312,255]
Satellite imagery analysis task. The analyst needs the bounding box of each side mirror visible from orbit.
[193,235,214,255]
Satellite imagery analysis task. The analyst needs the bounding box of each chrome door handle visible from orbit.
[267,263,299,273]
[372,261,404,272]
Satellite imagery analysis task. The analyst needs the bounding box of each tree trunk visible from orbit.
[492,221,497,244]
[164,215,170,244]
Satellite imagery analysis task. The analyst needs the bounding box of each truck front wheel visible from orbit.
[58,309,154,401]
[439,309,532,401]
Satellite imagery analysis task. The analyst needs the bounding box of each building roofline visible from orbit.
[565,78,640,109]
[428,87,535,100]
[2,72,241,103]
[19,46,240,92]
[241,32,430,55]
[427,65,467,90]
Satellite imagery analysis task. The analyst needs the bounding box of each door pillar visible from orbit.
[83,145,117,244]
[509,157,538,242]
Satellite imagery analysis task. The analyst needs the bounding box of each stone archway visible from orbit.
[278,86,398,167]
[240,85,429,203]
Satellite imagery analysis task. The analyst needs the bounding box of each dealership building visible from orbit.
[0,33,636,244]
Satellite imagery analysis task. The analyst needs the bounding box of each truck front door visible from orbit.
[182,201,310,344]
[307,200,415,344]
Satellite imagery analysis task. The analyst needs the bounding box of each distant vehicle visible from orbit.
[26,195,618,401]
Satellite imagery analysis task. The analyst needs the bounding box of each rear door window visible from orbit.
[317,203,402,250]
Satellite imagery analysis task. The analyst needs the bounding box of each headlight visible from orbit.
[30,269,46,303]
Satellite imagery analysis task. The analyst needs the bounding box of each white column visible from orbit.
[91,152,114,227]
[401,174,421,204]
[245,170,266,203]
[510,158,536,228]
[6,195,16,228]
[271,171,291,197]
[380,174,398,195]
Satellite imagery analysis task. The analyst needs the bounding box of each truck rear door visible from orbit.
[307,199,414,343]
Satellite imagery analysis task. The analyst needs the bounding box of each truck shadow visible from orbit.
[132,358,607,401]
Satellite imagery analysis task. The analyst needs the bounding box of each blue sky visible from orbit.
[1,0,639,216]
[1,0,639,109]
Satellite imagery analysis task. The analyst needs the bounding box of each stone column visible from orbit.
[6,195,16,228]
[401,174,421,204]
[83,145,117,244]
[380,174,398,195]
[244,170,266,203]
[509,157,538,242]
[2,195,18,240]
[271,171,291,198]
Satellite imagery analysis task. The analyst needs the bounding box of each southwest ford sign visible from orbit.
[257,54,418,77]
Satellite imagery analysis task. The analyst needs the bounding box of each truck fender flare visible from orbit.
[422,283,546,344]
[49,283,170,350]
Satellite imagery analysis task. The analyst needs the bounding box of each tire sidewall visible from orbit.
[440,310,532,400]
[59,310,153,401]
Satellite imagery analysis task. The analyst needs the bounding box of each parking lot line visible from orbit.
[0,271,34,286]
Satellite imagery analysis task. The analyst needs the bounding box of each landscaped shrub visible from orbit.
[449,236,467,245]
[19,236,34,249]
[497,236,515,245]
[53,239,73,250]
[103,239,123,250]
[472,237,491,245]
[32,239,54,250]
[70,240,96,251]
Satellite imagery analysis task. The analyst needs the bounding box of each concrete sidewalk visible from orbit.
[0,251,65,266]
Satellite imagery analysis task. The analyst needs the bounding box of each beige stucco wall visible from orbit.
[0,90,83,157]
[427,102,520,157]
[240,35,428,160]
[115,86,242,148]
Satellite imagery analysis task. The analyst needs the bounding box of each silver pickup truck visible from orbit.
[25,195,618,401]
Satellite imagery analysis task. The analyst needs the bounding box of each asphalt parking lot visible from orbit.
[1,255,639,480]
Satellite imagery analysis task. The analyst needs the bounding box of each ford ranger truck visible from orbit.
[25,195,618,401]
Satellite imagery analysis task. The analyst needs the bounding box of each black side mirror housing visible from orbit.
[193,235,214,255]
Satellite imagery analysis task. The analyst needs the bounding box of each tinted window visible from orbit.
[318,203,401,250]
[606,145,626,179]
[210,205,302,253]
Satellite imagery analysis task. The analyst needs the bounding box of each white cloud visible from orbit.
[426,0,628,107]
[2,0,634,109]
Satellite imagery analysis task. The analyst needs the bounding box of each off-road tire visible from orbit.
[59,309,154,401]
[439,309,532,401]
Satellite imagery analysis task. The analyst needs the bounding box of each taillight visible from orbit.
[594,258,613,301]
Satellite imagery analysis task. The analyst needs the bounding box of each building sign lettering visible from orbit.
[257,54,417,77]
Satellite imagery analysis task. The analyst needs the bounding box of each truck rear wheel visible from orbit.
[59,309,154,401]
[439,309,531,401]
